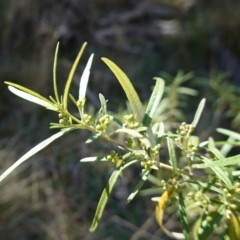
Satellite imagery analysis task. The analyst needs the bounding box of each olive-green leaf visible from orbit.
[191,98,206,128]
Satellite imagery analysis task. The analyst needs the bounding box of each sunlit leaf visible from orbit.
[167,135,177,173]
[0,128,72,182]
[178,192,190,240]
[78,53,94,101]
[197,205,225,240]
[228,213,240,240]
[86,133,101,143]
[142,77,165,127]
[80,156,107,162]
[191,98,206,128]
[114,128,143,138]
[63,42,87,109]
[99,94,107,115]
[127,170,150,203]
[8,86,57,111]
[89,160,137,232]
[101,58,144,122]
[53,42,60,103]
[217,128,240,141]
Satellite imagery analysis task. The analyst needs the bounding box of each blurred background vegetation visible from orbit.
[1,0,240,239]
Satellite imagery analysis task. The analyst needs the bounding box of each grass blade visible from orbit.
[63,42,87,109]
[0,128,72,182]
[191,98,206,128]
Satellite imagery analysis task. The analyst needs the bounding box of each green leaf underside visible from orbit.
[179,192,190,240]
[101,58,144,122]
[5,82,53,105]
[53,42,60,103]
[80,156,107,162]
[89,160,137,232]
[192,98,206,128]
[197,205,225,240]
[167,135,177,173]
[115,128,143,138]
[127,170,150,203]
[0,128,72,182]
[63,42,87,109]
[217,128,240,140]
[79,53,94,101]
[7,86,57,111]
[142,77,165,127]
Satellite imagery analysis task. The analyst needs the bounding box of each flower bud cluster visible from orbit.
[123,114,140,129]
[187,190,208,208]
[58,112,71,126]
[96,115,110,133]
[126,137,134,148]
[83,114,94,125]
[140,157,158,172]
[161,176,180,191]
[176,122,194,137]
[149,144,160,159]
[106,150,122,165]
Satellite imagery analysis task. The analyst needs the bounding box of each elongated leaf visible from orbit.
[0,128,72,182]
[63,42,87,109]
[196,154,240,168]
[155,188,184,239]
[157,122,165,144]
[217,128,240,140]
[197,205,225,240]
[86,133,101,144]
[167,135,177,173]
[80,156,107,162]
[179,192,190,240]
[78,53,94,101]
[90,160,137,232]
[99,94,107,115]
[8,86,57,111]
[228,213,240,239]
[115,128,143,138]
[142,78,165,127]
[195,156,232,188]
[101,58,144,122]
[5,82,53,104]
[191,98,206,128]
[127,170,150,203]
[53,42,60,103]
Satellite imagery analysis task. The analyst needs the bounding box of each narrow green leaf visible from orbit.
[85,133,101,144]
[196,156,232,188]
[78,53,94,101]
[63,42,87,109]
[80,156,107,162]
[89,160,137,232]
[179,192,190,240]
[99,94,107,115]
[127,170,150,203]
[177,87,198,96]
[114,128,143,138]
[69,93,78,106]
[142,77,165,127]
[101,58,144,122]
[8,86,57,111]
[217,128,240,140]
[157,122,165,144]
[196,154,240,168]
[5,82,53,105]
[53,42,60,103]
[197,205,225,240]
[0,128,72,182]
[191,98,206,128]
[167,135,177,173]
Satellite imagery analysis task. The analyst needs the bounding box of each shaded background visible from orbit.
[1,0,240,239]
